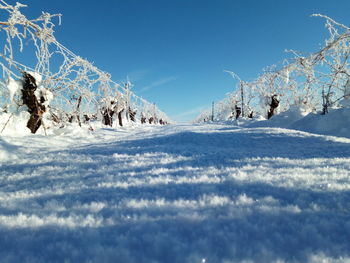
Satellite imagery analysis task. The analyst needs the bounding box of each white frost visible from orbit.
[27,71,42,86]
[7,77,22,101]
[34,86,54,107]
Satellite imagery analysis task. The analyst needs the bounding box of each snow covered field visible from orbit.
[1,123,350,263]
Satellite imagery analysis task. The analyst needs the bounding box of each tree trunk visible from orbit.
[235,105,241,119]
[118,109,124,126]
[129,107,136,122]
[102,108,114,126]
[21,72,45,134]
[268,95,279,119]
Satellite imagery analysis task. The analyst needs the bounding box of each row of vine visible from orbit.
[0,1,169,134]
[195,14,350,123]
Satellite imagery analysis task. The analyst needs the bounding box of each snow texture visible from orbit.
[243,106,350,139]
[1,122,350,263]
[6,77,22,103]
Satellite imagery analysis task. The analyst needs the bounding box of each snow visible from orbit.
[290,107,350,138]
[6,77,22,103]
[0,111,32,136]
[34,86,54,108]
[246,105,310,129]
[0,122,350,262]
[27,71,42,86]
[239,106,350,139]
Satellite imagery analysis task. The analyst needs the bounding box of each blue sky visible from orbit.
[19,0,350,122]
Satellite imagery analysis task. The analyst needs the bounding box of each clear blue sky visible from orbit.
[19,0,350,122]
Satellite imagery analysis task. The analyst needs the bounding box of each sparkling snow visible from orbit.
[0,124,350,262]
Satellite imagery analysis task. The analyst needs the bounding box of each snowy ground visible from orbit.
[1,123,350,263]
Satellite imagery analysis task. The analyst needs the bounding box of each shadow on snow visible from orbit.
[0,129,350,262]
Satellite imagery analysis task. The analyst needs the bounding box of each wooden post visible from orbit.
[125,82,130,121]
[118,109,124,126]
[240,81,244,118]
